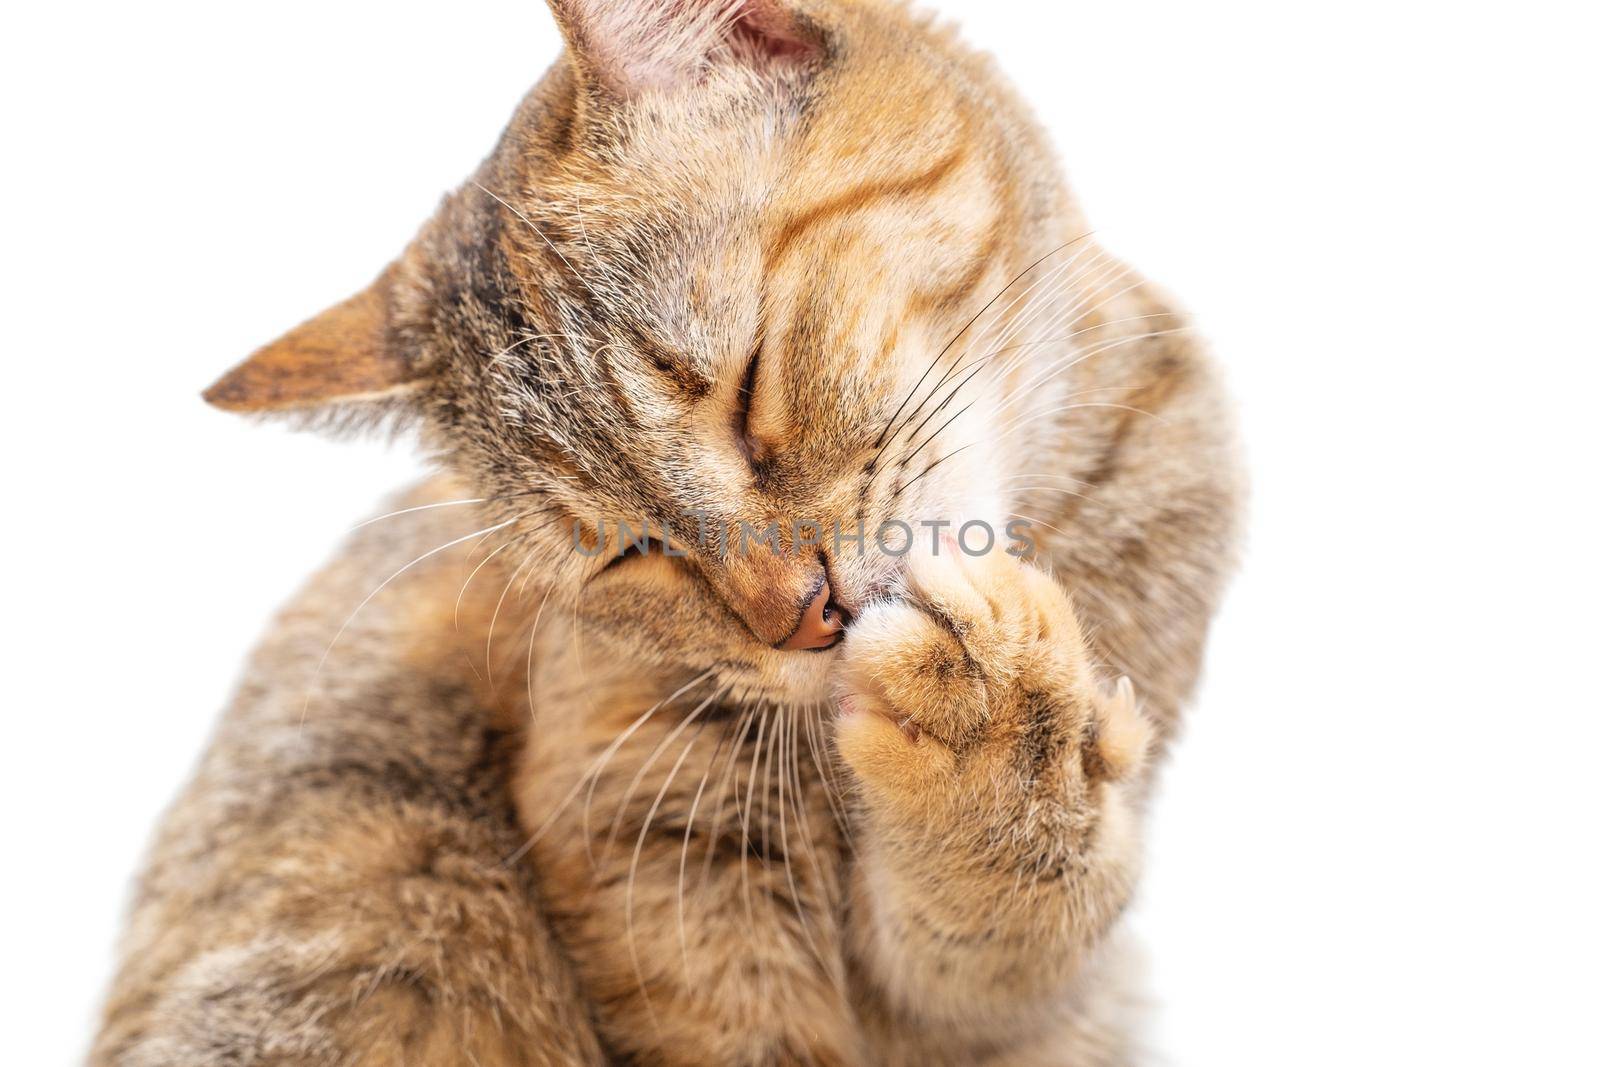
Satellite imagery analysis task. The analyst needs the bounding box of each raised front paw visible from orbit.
[833,541,1151,837]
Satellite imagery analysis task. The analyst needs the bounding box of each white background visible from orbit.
[5,1,1597,1063]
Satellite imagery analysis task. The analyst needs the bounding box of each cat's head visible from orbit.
[205,0,1079,705]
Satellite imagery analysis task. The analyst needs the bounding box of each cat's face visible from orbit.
[206,0,1075,705]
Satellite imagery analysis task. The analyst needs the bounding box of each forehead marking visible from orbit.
[763,148,967,272]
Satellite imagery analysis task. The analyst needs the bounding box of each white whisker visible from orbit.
[349,498,486,530]
[300,517,516,727]
[502,669,714,866]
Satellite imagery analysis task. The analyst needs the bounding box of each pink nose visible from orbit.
[778,580,847,651]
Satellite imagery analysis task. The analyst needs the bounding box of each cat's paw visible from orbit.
[832,541,1150,828]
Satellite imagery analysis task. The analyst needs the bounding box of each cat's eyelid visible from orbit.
[635,338,712,398]
[733,346,763,465]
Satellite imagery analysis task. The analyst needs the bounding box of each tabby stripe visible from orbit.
[763,148,968,270]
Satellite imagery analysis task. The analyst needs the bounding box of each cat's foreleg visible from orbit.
[834,544,1152,1037]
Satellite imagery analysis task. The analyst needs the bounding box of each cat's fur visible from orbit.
[92,1,1242,1063]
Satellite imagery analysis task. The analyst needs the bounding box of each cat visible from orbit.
[91,1,1241,1064]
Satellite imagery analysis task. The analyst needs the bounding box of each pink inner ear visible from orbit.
[727,0,819,62]
[564,0,819,96]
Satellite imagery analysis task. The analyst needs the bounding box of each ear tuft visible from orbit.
[203,267,423,415]
[548,0,820,98]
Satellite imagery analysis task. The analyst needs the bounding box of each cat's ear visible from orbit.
[202,265,424,415]
[545,0,820,98]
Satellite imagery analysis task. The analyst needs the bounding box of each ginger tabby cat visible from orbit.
[92,1,1241,1063]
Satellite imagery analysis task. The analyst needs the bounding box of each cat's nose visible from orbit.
[777,579,848,651]
[710,549,848,650]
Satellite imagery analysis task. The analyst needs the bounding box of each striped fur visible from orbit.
[93,1,1242,1064]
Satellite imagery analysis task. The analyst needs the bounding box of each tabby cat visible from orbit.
[92,1,1241,1063]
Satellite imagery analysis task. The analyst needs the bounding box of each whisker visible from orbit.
[916,308,1173,430]
[880,251,1135,475]
[774,706,828,976]
[940,244,1112,387]
[889,241,1113,441]
[994,470,1095,484]
[916,256,1141,437]
[501,669,714,866]
[736,704,772,997]
[454,536,519,632]
[974,253,1135,387]
[892,400,977,479]
[1006,511,1076,544]
[572,190,600,266]
[901,327,1181,493]
[473,181,599,302]
[893,442,976,501]
[802,700,854,854]
[759,701,780,869]
[601,682,726,866]
[350,487,567,533]
[784,706,832,895]
[894,360,990,464]
[991,364,1177,441]
[483,550,539,691]
[897,243,1117,438]
[872,234,1093,457]
[522,584,555,727]
[676,717,733,982]
[582,672,715,863]
[300,517,517,727]
[1009,485,1093,506]
[699,703,758,891]
[993,401,1166,448]
[957,311,1182,374]
[1003,323,1189,407]
[349,497,487,530]
[623,708,713,1023]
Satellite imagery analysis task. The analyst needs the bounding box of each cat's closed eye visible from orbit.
[603,533,671,572]
[636,339,712,399]
[733,347,764,465]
